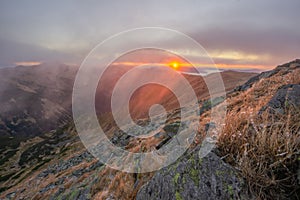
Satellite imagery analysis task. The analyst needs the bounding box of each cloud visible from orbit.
[0,38,81,67]
[14,61,42,66]
[188,27,300,67]
[0,1,299,69]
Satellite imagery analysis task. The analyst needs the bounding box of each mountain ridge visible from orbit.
[1,60,298,199]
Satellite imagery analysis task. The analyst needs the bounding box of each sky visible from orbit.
[0,0,299,71]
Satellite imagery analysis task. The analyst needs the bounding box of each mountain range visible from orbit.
[0,60,299,199]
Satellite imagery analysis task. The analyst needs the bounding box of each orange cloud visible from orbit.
[110,61,273,71]
[15,61,41,66]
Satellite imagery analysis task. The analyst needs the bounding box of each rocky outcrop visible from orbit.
[136,147,247,200]
[235,59,300,92]
[259,84,300,114]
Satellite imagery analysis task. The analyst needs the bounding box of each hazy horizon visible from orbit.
[1,1,300,72]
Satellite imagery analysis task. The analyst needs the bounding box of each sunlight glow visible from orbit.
[15,61,41,66]
[170,62,179,69]
[110,61,273,71]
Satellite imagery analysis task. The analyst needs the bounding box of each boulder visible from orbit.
[259,84,300,115]
[136,147,246,200]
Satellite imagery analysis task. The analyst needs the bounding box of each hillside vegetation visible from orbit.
[1,60,299,200]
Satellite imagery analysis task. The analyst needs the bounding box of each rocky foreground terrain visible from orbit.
[0,60,299,199]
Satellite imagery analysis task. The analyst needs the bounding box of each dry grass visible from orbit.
[88,67,300,199]
[217,68,300,199]
[218,108,300,199]
[91,167,153,200]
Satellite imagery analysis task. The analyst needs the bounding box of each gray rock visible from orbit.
[199,96,225,116]
[136,147,246,200]
[76,188,91,200]
[205,122,216,133]
[259,84,300,115]
[111,130,131,147]
[39,183,56,193]
[5,192,16,199]
[235,59,300,92]
[38,151,96,178]
[235,69,279,91]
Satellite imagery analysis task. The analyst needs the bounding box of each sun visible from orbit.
[170,62,179,69]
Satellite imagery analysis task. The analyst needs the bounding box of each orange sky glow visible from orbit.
[111,61,273,71]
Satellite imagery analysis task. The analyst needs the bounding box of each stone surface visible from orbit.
[136,147,246,200]
[259,84,300,114]
[235,59,300,92]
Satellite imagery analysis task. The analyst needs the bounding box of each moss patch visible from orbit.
[190,168,199,186]
[227,185,234,197]
[173,173,180,185]
[175,191,183,200]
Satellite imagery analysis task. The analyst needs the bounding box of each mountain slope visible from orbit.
[137,59,300,200]
[4,58,299,199]
[0,64,254,199]
[0,63,76,138]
